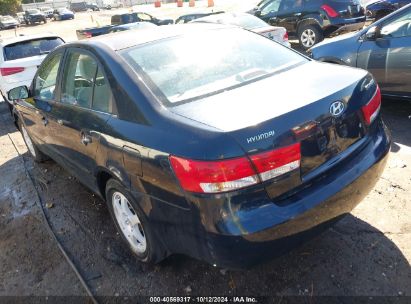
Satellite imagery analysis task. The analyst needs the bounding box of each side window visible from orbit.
[92,68,114,113]
[34,52,63,100]
[61,52,98,108]
[138,13,152,21]
[280,0,303,11]
[261,0,281,16]
[380,10,411,38]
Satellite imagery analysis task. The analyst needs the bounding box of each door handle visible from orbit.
[81,132,92,145]
[57,119,64,125]
[42,117,48,126]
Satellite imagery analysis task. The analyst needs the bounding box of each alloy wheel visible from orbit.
[301,29,316,48]
[112,191,147,254]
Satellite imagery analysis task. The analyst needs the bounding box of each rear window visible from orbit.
[121,28,306,106]
[3,37,64,61]
[27,9,40,14]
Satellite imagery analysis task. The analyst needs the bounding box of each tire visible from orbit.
[105,179,166,264]
[44,18,47,23]
[18,121,49,162]
[298,24,324,50]
[25,21,29,25]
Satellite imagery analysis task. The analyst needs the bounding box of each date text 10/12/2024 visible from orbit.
[149,297,258,303]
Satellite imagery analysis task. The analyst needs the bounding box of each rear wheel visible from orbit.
[105,179,166,264]
[19,122,48,162]
[298,24,323,50]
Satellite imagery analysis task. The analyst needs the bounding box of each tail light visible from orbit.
[84,31,92,38]
[362,85,381,125]
[0,67,25,76]
[170,143,301,193]
[321,4,339,17]
[283,31,289,41]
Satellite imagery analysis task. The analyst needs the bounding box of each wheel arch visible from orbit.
[297,16,323,34]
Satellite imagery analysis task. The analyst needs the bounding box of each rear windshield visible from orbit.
[27,9,40,14]
[121,28,306,106]
[3,37,64,61]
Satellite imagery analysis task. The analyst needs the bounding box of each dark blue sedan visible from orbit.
[53,8,74,21]
[8,24,390,268]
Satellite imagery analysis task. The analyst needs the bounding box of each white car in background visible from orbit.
[0,34,64,109]
[191,12,291,47]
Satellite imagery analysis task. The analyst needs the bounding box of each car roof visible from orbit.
[71,23,234,51]
[0,33,62,46]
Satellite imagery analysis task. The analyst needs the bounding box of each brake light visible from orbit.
[84,31,92,38]
[362,85,381,125]
[321,4,339,17]
[0,67,25,76]
[250,143,301,182]
[283,31,289,41]
[170,143,301,193]
[169,155,258,193]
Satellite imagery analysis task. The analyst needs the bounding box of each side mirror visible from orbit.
[255,9,262,17]
[365,26,381,40]
[8,86,29,101]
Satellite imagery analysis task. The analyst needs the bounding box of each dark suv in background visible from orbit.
[24,9,47,25]
[249,0,366,49]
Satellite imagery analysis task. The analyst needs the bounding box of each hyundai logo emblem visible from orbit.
[330,101,345,117]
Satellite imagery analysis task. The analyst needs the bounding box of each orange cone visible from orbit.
[154,0,161,7]
[177,0,183,7]
[207,0,214,7]
[189,0,195,7]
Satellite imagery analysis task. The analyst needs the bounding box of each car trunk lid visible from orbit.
[0,55,46,83]
[170,61,373,200]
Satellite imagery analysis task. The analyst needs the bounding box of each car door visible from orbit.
[357,8,411,97]
[259,0,303,33]
[46,49,115,187]
[18,50,64,153]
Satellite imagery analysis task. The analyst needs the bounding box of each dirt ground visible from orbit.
[0,97,410,299]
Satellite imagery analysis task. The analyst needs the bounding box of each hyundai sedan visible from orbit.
[9,24,390,268]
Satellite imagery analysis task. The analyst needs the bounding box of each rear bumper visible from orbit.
[172,119,390,268]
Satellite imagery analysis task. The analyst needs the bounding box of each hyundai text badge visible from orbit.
[330,101,345,117]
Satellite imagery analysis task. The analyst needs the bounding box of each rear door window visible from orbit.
[3,37,64,61]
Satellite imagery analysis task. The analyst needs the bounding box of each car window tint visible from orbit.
[3,37,63,61]
[381,10,411,38]
[261,0,281,15]
[92,68,113,113]
[61,52,98,108]
[34,52,63,100]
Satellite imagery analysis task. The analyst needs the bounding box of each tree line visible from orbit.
[0,0,46,15]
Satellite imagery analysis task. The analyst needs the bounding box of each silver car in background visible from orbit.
[191,12,291,47]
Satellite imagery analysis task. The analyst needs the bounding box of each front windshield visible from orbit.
[121,28,306,106]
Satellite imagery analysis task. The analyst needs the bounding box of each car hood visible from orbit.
[170,61,367,132]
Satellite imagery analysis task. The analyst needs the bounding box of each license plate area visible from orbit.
[300,114,363,176]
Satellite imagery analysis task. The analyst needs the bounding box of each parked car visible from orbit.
[24,9,47,25]
[310,3,411,99]
[77,12,173,39]
[86,3,100,11]
[53,8,75,21]
[0,34,64,111]
[0,15,19,30]
[70,2,88,12]
[175,11,224,24]
[40,7,54,19]
[108,22,157,33]
[111,12,174,26]
[192,12,290,47]
[249,0,366,49]
[365,0,411,20]
[8,24,390,268]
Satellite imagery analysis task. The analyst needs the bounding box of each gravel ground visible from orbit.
[0,98,410,298]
